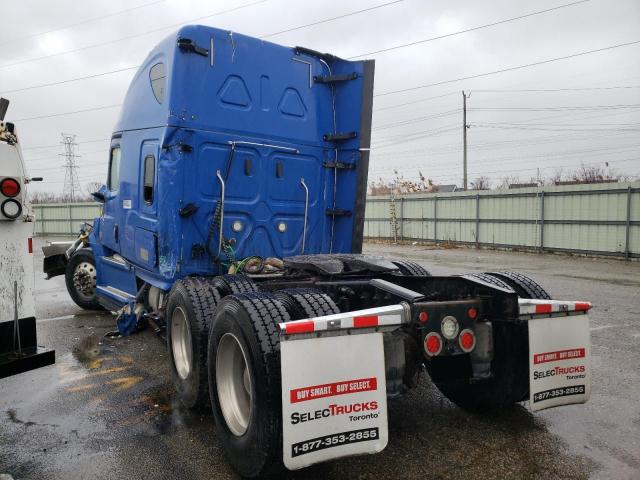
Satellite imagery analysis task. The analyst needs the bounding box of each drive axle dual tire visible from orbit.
[166,277,221,410]
[208,292,289,478]
[166,274,259,411]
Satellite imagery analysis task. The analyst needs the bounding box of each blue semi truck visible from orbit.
[43,26,593,477]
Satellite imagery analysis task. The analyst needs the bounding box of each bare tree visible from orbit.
[470,176,491,190]
[368,171,438,195]
[86,181,102,194]
[570,164,619,184]
[29,191,67,204]
[549,168,564,185]
[498,175,521,189]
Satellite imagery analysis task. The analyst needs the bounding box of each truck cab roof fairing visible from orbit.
[113,25,370,152]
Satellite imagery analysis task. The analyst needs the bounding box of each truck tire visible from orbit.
[208,292,288,478]
[210,274,259,296]
[488,271,552,299]
[166,277,220,410]
[274,288,340,320]
[64,248,103,310]
[392,260,431,276]
[465,272,515,292]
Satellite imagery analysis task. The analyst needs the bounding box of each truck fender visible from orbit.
[42,241,74,279]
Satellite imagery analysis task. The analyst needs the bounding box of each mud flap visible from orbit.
[523,300,591,412]
[281,332,389,470]
[0,317,55,379]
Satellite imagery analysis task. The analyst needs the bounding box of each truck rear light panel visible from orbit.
[0,176,23,220]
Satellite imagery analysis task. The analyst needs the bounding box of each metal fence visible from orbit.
[32,202,101,236]
[32,181,640,259]
[364,182,640,260]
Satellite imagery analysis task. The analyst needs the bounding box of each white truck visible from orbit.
[0,97,54,378]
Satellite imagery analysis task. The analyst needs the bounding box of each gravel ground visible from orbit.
[1,239,638,480]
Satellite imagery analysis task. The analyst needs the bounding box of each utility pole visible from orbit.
[61,133,81,202]
[462,91,469,190]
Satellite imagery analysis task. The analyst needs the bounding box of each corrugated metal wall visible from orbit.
[365,182,640,259]
[32,203,101,236]
[32,182,640,259]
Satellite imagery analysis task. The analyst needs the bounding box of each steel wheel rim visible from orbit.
[73,261,97,300]
[171,306,192,380]
[216,333,252,436]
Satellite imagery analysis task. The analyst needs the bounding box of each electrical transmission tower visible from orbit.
[61,133,81,201]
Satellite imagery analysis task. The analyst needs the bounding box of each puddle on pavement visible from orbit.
[71,334,103,363]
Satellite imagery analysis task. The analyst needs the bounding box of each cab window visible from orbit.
[143,154,155,204]
[108,146,121,191]
[149,63,166,103]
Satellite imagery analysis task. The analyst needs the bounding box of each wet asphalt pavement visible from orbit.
[1,238,639,479]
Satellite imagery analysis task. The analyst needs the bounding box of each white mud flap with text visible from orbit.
[521,299,592,412]
[279,305,405,470]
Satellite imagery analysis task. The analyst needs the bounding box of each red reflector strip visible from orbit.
[27,237,33,254]
[353,315,379,328]
[285,321,315,334]
[575,302,591,311]
[535,304,553,314]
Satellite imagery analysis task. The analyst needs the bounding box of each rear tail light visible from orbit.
[424,332,443,356]
[459,329,476,353]
[0,177,20,197]
[441,315,459,340]
[1,198,22,219]
[468,307,477,319]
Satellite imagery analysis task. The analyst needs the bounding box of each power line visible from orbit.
[348,0,590,59]
[386,156,640,183]
[374,40,640,97]
[373,91,459,112]
[371,85,640,114]
[373,109,460,130]
[8,92,639,129]
[13,104,121,122]
[0,66,138,95]
[261,0,405,38]
[26,147,109,164]
[369,153,640,178]
[0,0,166,47]
[371,125,460,148]
[469,121,640,127]
[469,104,640,111]
[22,138,111,151]
[370,129,639,159]
[371,142,640,172]
[470,123,640,132]
[473,85,640,93]
[0,0,269,70]
[0,0,406,71]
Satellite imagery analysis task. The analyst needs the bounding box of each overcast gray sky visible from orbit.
[1,0,639,194]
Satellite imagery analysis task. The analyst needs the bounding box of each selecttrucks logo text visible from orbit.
[533,365,586,380]
[290,401,379,425]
